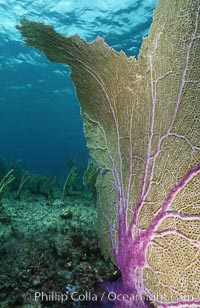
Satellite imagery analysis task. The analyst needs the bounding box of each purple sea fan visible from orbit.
[17,0,200,306]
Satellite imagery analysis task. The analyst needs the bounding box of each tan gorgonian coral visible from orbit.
[17,0,200,306]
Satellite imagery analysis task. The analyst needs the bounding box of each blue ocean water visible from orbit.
[0,0,157,176]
